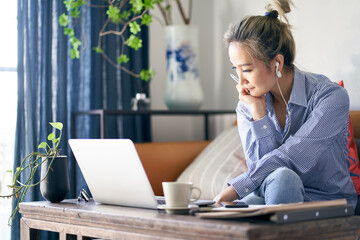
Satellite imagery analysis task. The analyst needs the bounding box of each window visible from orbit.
[0,1,18,237]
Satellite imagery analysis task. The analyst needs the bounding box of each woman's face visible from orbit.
[228,42,276,97]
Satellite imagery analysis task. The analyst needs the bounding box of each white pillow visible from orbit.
[176,126,248,200]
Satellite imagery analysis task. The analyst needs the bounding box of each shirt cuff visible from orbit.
[249,115,273,140]
[228,172,258,199]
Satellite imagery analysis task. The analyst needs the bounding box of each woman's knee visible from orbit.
[269,167,302,186]
[263,167,305,204]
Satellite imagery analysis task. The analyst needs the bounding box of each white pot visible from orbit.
[164,25,204,110]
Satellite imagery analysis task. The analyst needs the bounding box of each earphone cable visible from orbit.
[276,77,291,143]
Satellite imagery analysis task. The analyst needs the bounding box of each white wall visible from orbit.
[149,0,360,142]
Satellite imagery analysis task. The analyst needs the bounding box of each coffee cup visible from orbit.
[162,182,201,208]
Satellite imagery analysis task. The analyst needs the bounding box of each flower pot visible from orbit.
[40,155,70,203]
[164,25,204,110]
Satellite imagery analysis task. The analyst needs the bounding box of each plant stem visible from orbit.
[101,51,141,78]
[175,0,191,25]
[100,9,148,37]
[156,2,170,25]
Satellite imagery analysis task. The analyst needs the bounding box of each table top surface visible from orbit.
[19,199,360,240]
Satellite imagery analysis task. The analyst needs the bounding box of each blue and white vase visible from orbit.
[164,25,204,110]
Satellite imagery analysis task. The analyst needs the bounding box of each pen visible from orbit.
[229,73,239,83]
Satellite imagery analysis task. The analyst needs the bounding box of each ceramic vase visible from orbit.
[40,155,70,203]
[164,25,204,110]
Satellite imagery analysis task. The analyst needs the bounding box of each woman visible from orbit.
[214,0,357,207]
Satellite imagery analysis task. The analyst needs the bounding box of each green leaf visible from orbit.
[63,0,73,11]
[16,167,24,172]
[52,138,59,144]
[38,142,47,149]
[47,132,55,141]
[164,4,171,11]
[73,0,87,8]
[70,36,81,49]
[140,68,155,81]
[50,122,63,130]
[70,48,80,59]
[120,10,131,21]
[125,35,142,50]
[106,5,121,24]
[70,8,81,18]
[141,14,152,26]
[117,54,129,64]
[130,0,143,14]
[64,27,74,37]
[93,46,103,54]
[59,13,69,27]
[107,5,120,18]
[129,21,141,35]
[144,0,156,10]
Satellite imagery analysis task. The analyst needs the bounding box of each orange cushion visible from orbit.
[338,80,360,195]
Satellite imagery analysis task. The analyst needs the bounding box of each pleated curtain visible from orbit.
[13,1,150,239]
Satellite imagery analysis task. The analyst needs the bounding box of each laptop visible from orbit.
[68,139,214,209]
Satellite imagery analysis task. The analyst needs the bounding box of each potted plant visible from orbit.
[60,0,203,109]
[0,122,69,226]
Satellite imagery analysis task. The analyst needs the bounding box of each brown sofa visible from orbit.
[135,111,360,201]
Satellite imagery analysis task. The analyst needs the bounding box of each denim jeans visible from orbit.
[240,167,305,205]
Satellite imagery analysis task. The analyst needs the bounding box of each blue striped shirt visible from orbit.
[229,67,358,207]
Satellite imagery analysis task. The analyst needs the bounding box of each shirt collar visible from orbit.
[288,67,307,107]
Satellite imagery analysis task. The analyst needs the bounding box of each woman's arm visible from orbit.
[236,99,281,169]
[231,83,350,199]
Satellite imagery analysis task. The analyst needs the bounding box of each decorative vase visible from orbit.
[40,155,70,203]
[164,25,204,110]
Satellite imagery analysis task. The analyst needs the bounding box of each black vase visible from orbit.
[40,155,70,203]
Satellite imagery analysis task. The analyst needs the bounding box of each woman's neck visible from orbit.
[271,70,294,107]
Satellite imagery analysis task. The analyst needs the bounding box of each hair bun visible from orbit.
[265,10,279,18]
[265,0,293,23]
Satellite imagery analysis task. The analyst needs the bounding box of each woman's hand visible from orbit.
[213,186,239,205]
[236,84,266,121]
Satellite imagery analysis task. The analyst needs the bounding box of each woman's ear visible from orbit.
[273,54,285,72]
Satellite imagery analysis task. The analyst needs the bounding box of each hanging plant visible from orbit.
[59,0,193,82]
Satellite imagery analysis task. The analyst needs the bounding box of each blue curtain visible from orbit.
[12,1,150,239]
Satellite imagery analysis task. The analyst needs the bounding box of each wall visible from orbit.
[149,0,360,142]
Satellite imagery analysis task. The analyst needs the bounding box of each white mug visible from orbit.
[162,182,201,208]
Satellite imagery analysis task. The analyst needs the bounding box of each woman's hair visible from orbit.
[224,0,295,71]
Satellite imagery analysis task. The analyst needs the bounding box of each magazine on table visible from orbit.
[195,199,353,223]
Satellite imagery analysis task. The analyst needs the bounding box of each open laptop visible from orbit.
[68,139,213,209]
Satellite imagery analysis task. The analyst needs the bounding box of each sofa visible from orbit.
[135,111,360,213]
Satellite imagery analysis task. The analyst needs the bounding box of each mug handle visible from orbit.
[189,186,201,202]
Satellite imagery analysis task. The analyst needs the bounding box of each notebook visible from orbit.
[68,139,213,209]
[195,198,353,223]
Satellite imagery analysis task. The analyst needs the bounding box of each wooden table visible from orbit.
[19,199,360,240]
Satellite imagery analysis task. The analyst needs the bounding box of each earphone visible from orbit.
[275,62,282,78]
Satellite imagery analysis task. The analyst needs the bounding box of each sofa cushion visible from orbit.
[355,138,360,215]
[339,81,360,195]
[176,126,247,200]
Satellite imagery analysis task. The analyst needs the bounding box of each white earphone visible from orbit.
[275,62,282,78]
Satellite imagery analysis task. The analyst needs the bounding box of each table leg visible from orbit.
[21,218,41,240]
[20,218,30,240]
